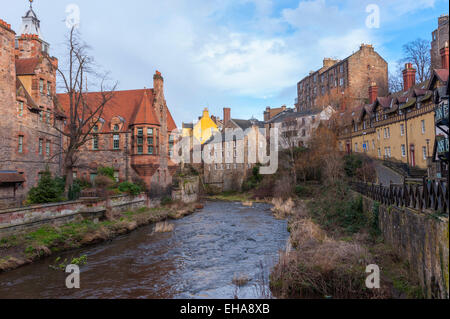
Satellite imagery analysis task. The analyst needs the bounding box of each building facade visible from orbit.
[266,106,335,149]
[57,71,178,194]
[336,63,449,170]
[202,108,265,192]
[431,14,449,70]
[0,5,64,207]
[296,44,388,112]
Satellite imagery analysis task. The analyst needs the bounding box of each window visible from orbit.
[340,65,344,73]
[169,134,174,157]
[18,135,24,153]
[93,135,99,150]
[354,122,358,132]
[46,109,50,124]
[421,120,425,134]
[113,124,120,132]
[401,144,406,157]
[90,173,97,183]
[39,138,43,155]
[302,129,306,137]
[339,78,345,87]
[19,101,24,116]
[422,146,427,160]
[400,124,405,136]
[39,79,44,94]
[39,108,43,121]
[363,121,367,130]
[47,81,52,96]
[377,129,380,140]
[226,164,230,170]
[137,128,144,154]
[372,140,375,150]
[46,140,50,156]
[113,134,120,150]
[147,128,154,136]
[92,125,99,133]
[114,171,119,182]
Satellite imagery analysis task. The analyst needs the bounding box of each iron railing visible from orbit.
[351,179,448,213]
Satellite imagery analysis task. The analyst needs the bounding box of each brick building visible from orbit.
[431,14,449,70]
[0,4,64,207]
[296,44,388,112]
[57,71,178,195]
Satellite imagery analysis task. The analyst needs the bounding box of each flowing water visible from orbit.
[0,201,289,299]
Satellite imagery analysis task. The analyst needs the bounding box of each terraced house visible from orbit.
[0,6,65,207]
[336,56,449,170]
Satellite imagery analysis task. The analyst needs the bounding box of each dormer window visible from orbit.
[113,124,119,132]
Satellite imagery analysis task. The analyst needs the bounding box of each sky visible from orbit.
[1,0,448,126]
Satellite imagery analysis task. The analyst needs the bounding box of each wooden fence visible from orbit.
[351,178,448,213]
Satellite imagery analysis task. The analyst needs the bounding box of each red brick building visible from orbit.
[57,71,178,195]
[0,5,64,207]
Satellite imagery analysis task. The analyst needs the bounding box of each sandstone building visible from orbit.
[0,5,64,207]
[431,14,449,70]
[57,71,178,195]
[296,44,388,112]
[266,106,335,149]
[202,108,265,192]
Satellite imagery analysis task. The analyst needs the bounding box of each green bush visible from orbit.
[97,166,115,180]
[161,196,173,206]
[118,182,142,195]
[295,185,312,198]
[344,154,363,178]
[242,165,263,191]
[27,171,65,204]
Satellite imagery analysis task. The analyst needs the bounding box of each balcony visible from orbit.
[435,100,449,126]
[436,135,449,156]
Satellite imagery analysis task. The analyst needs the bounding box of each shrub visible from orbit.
[97,166,115,180]
[27,171,65,204]
[118,182,142,195]
[161,196,173,206]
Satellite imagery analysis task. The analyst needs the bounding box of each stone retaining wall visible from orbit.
[0,193,148,237]
[362,196,449,299]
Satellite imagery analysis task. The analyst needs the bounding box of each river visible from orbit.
[0,201,289,299]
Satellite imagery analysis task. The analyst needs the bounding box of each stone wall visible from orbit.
[362,196,449,299]
[0,193,148,237]
[172,176,200,203]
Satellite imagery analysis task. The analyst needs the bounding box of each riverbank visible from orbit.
[0,201,202,274]
[269,182,424,299]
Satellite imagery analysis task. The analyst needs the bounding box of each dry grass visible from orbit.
[232,274,250,287]
[154,221,175,233]
[271,198,295,219]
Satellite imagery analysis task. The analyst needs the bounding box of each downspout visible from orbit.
[405,112,409,175]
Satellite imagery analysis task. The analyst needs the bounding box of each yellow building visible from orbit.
[336,67,443,170]
[192,108,219,144]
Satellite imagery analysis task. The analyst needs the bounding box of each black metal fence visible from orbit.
[351,179,449,213]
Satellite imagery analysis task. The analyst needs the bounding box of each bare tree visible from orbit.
[277,116,303,185]
[389,63,404,93]
[50,27,117,194]
[400,38,431,83]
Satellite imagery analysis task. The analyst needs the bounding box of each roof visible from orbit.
[182,123,193,129]
[230,118,265,130]
[57,89,177,133]
[57,89,177,132]
[0,171,25,184]
[267,108,322,124]
[15,58,40,75]
[131,90,160,126]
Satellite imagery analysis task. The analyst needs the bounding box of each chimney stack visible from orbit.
[153,70,164,98]
[223,108,231,127]
[402,63,416,91]
[440,41,449,70]
[368,82,378,104]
